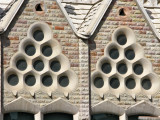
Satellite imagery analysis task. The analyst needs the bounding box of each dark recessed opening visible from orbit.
[50,61,61,72]
[42,45,52,57]
[110,77,120,89]
[119,8,126,16]
[8,74,19,86]
[125,49,135,60]
[128,115,152,120]
[117,34,127,45]
[16,59,27,71]
[91,113,119,120]
[59,76,69,87]
[25,45,36,56]
[33,60,44,71]
[94,77,104,88]
[33,30,44,41]
[117,63,127,74]
[44,113,73,120]
[42,75,53,87]
[133,64,143,75]
[126,78,136,89]
[35,4,43,11]
[25,75,36,86]
[4,112,34,120]
[109,48,119,59]
[101,63,112,74]
[142,79,152,90]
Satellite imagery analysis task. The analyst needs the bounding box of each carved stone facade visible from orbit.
[0,0,160,120]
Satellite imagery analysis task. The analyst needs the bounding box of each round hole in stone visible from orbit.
[50,61,61,72]
[25,45,36,56]
[117,34,127,45]
[125,49,135,60]
[33,60,44,71]
[110,77,120,89]
[126,78,136,89]
[109,48,119,59]
[142,79,152,90]
[33,30,44,41]
[101,63,112,74]
[94,77,104,88]
[42,45,52,57]
[25,75,36,86]
[133,64,143,75]
[16,59,27,71]
[117,63,127,74]
[8,74,19,86]
[42,75,53,87]
[59,76,69,87]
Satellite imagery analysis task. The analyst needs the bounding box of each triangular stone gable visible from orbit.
[92,99,125,115]
[126,100,160,116]
[41,98,79,114]
[4,97,40,114]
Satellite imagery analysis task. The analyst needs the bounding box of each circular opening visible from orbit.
[101,63,112,74]
[117,34,127,45]
[133,64,143,75]
[142,79,152,90]
[25,75,36,86]
[42,75,53,87]
[94,77,104,88]
[50,61,61,72]
[59,76,69,87]
[33,30,44,41]
[8,74,19,86]
[126,78,136,89]
[125,49,135,60]
[42,45,52,57]
[33,60,44,71]
[117,63,127,74]
[25,45,36,56]
[109,48,119,59]
[110,77,120,89]
[16,59,27,71]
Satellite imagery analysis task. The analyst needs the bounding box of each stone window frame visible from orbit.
[41,98,79,120]
[92,100,160,120]
[4,21,78,98]
[1,97,79,120]
[1,97,40,120]
[91,99,125,120]
[91,26,160,99]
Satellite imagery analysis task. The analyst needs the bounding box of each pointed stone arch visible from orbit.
[126,100,160,116]
[92,99,125,116]
[41,98,79,120]
[3,97,40,114]
[41,98,78,115]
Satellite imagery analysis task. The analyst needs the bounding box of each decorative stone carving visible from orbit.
[91,26,160,99]
[4,22,78,97]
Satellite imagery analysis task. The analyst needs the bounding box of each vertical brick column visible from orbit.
[79,40,89,119]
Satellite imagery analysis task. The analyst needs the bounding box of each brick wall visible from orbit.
[2,0,89,119]
[90,0,160,109]
[1,0,160,119]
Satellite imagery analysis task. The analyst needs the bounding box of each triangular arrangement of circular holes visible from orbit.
[4,22,78,97]
[91,26,160,99]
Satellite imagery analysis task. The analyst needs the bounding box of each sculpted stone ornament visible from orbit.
[91,26,160,99]
[4,22,78,98]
